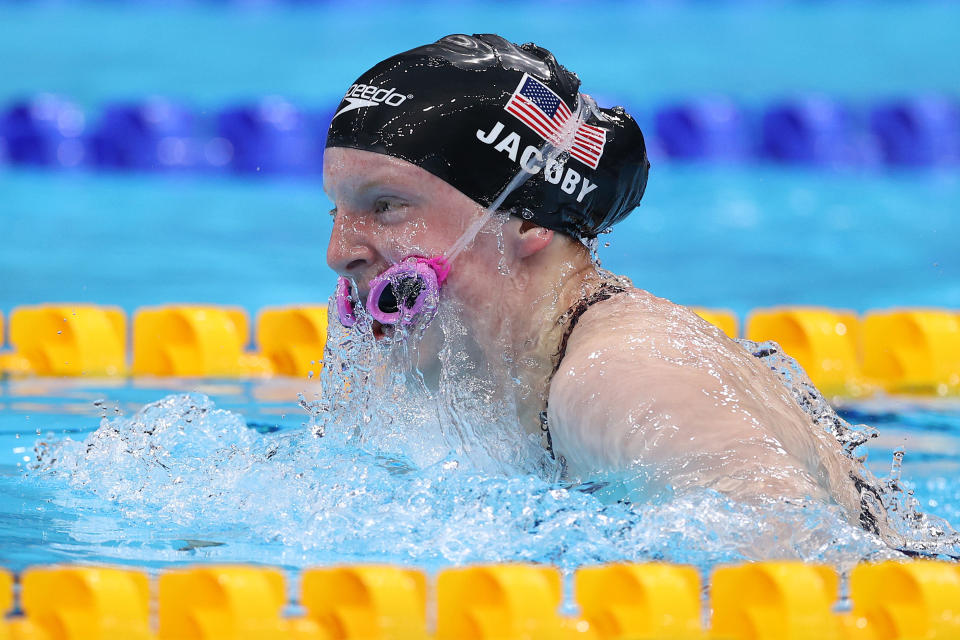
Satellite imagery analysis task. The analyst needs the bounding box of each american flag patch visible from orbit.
[504,73,607,170]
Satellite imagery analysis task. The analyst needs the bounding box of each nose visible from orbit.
[326,211,376,278]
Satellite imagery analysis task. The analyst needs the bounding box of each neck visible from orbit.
[497,239,602,435]
[409,235,603,438]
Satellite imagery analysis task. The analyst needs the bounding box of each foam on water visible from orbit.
[741,340,960,557]
[30,391,903,572]
[25,299,959,573]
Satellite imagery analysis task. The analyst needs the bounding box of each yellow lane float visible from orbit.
[747,307,865,397]
[692,307,739,339]
[0,304,126,376]
[1,562,960,639]
[862,309,960,396]
[256,306,328,379]
[1,304,958,396]
[133,305,272,377]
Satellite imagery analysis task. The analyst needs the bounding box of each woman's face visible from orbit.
[324,147,517,378]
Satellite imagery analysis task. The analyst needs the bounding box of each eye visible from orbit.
[374,199,396,214]
[373,197,408,219]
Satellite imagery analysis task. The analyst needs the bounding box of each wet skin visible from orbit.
[324,146,580,394]
[324,147,866,521]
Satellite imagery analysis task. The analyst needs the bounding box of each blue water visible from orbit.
[2,166,957,319]
[1,381,958,574]
[1,1,958,316]
[2,3,958,108]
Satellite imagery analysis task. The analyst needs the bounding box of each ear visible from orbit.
[512,219,555,258]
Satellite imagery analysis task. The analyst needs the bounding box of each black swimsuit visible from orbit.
[539,283,627,458]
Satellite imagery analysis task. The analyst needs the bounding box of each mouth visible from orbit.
[356,289,382,340]
[372,319,392,341]
[357,287,390,341]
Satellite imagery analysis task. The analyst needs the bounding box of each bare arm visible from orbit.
[546,294,833,502]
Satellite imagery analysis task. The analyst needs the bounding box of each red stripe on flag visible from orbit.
[505,85,606,169]
[574,142,602,158]
[578,129,606,149]
[572,148,600,165]
[507,100,556,136]
[570,149,599,169]
[548,106,605,150]
[577,129,605,145]
[511,100,568,144]
[514,96,565,135]
[506,104,555,142]
[573,148,600,164]
[574,133,603,151]
[571,148,594,163]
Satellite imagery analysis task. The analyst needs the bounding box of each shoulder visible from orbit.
[543,288,854,505]
[545,288,764,467]
[554,287,743,373]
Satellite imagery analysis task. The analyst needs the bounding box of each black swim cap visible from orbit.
[325,34,650,239]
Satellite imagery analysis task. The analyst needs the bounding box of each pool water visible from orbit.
[1,366,958,575]
[2,165,958,318]
[3,3,958,108]
[2,2,958,317]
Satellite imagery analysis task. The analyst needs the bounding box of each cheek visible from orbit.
[360,223,421,264]
[390,225,464,264]
[450,227,520,286]
[444,254,509,310]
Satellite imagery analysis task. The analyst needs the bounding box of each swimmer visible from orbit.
[324,34,868,524]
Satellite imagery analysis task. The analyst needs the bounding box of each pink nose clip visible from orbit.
[335,256,451,329]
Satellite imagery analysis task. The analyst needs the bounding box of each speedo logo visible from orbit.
[333,83,412,120]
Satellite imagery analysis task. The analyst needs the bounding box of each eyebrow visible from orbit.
[332,171,419,205]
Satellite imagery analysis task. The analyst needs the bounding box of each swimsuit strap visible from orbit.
[540,282,628,458]
[553,282,628,374]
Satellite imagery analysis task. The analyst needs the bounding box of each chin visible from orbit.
[404,321,444,387]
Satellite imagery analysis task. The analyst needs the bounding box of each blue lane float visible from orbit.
[217,97,323,175]
[654,98,751,162]
[759,97,871,167]
[3,95,959,174]
[89,99,201,171]
[870,96,960,167]
[0,95,87,169]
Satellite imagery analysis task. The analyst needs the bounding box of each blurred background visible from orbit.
[1,0,958,318]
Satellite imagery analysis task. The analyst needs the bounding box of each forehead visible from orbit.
[323,147,463,204]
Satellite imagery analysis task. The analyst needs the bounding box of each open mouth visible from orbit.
[372,319,390,341]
